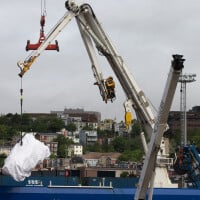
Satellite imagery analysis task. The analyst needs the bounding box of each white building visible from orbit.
[68,144,83,157]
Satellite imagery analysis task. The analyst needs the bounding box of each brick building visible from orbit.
[168,106,200,132]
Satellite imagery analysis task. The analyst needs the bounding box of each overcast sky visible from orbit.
[1,0,200,121]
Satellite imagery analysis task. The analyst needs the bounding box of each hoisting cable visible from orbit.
[41,0,47,17]
[40,0,46,35]
[19,78,23,145]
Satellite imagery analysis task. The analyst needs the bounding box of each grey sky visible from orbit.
[1,0,200,121]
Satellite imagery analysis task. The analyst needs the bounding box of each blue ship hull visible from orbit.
[0,175,199,199]
[0,186,200,200]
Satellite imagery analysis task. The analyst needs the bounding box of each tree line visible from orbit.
[0,113,65,141]
[0,113,144,162]
[0,113,199,163]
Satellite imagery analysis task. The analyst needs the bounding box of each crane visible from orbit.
[18,0,155,134]
[17,1,184,199]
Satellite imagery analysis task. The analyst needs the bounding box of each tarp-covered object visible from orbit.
[2,133,50,181]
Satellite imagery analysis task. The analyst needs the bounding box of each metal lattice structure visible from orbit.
[179,73,196,145]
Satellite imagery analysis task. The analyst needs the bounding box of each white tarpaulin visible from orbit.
[2,133,50,182]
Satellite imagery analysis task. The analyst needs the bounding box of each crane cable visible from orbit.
[19,78,23,145]
[41,0,47,16]
[19,1,47,145]
[40,0,47,32]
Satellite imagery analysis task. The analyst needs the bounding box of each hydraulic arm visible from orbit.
[134,55,184,200]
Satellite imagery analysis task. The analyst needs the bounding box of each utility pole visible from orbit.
[179,73,196,145]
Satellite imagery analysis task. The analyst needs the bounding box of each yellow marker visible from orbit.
[125,111,132,130]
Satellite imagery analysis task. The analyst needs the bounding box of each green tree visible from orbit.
[118,149,142,162]
[32,117,64,132]
[32,118,49,132]
[48,118,65,132]
[0,124,8,144]
[112,136,127,152]
[120,171,129,177]
[21,114,33,132]
[82,125,93,131]
[66,123,77,133]
[50,153,57,159]
[131,119,141,137]
[0,153,7,167]
[85,143,102,152]
[55,134,73,158]
[101,142,115,152]
[0,113,33,134]
[187,128,200,149]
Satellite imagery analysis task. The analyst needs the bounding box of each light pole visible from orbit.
[179,73,196,145]
[178,73,196,188]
